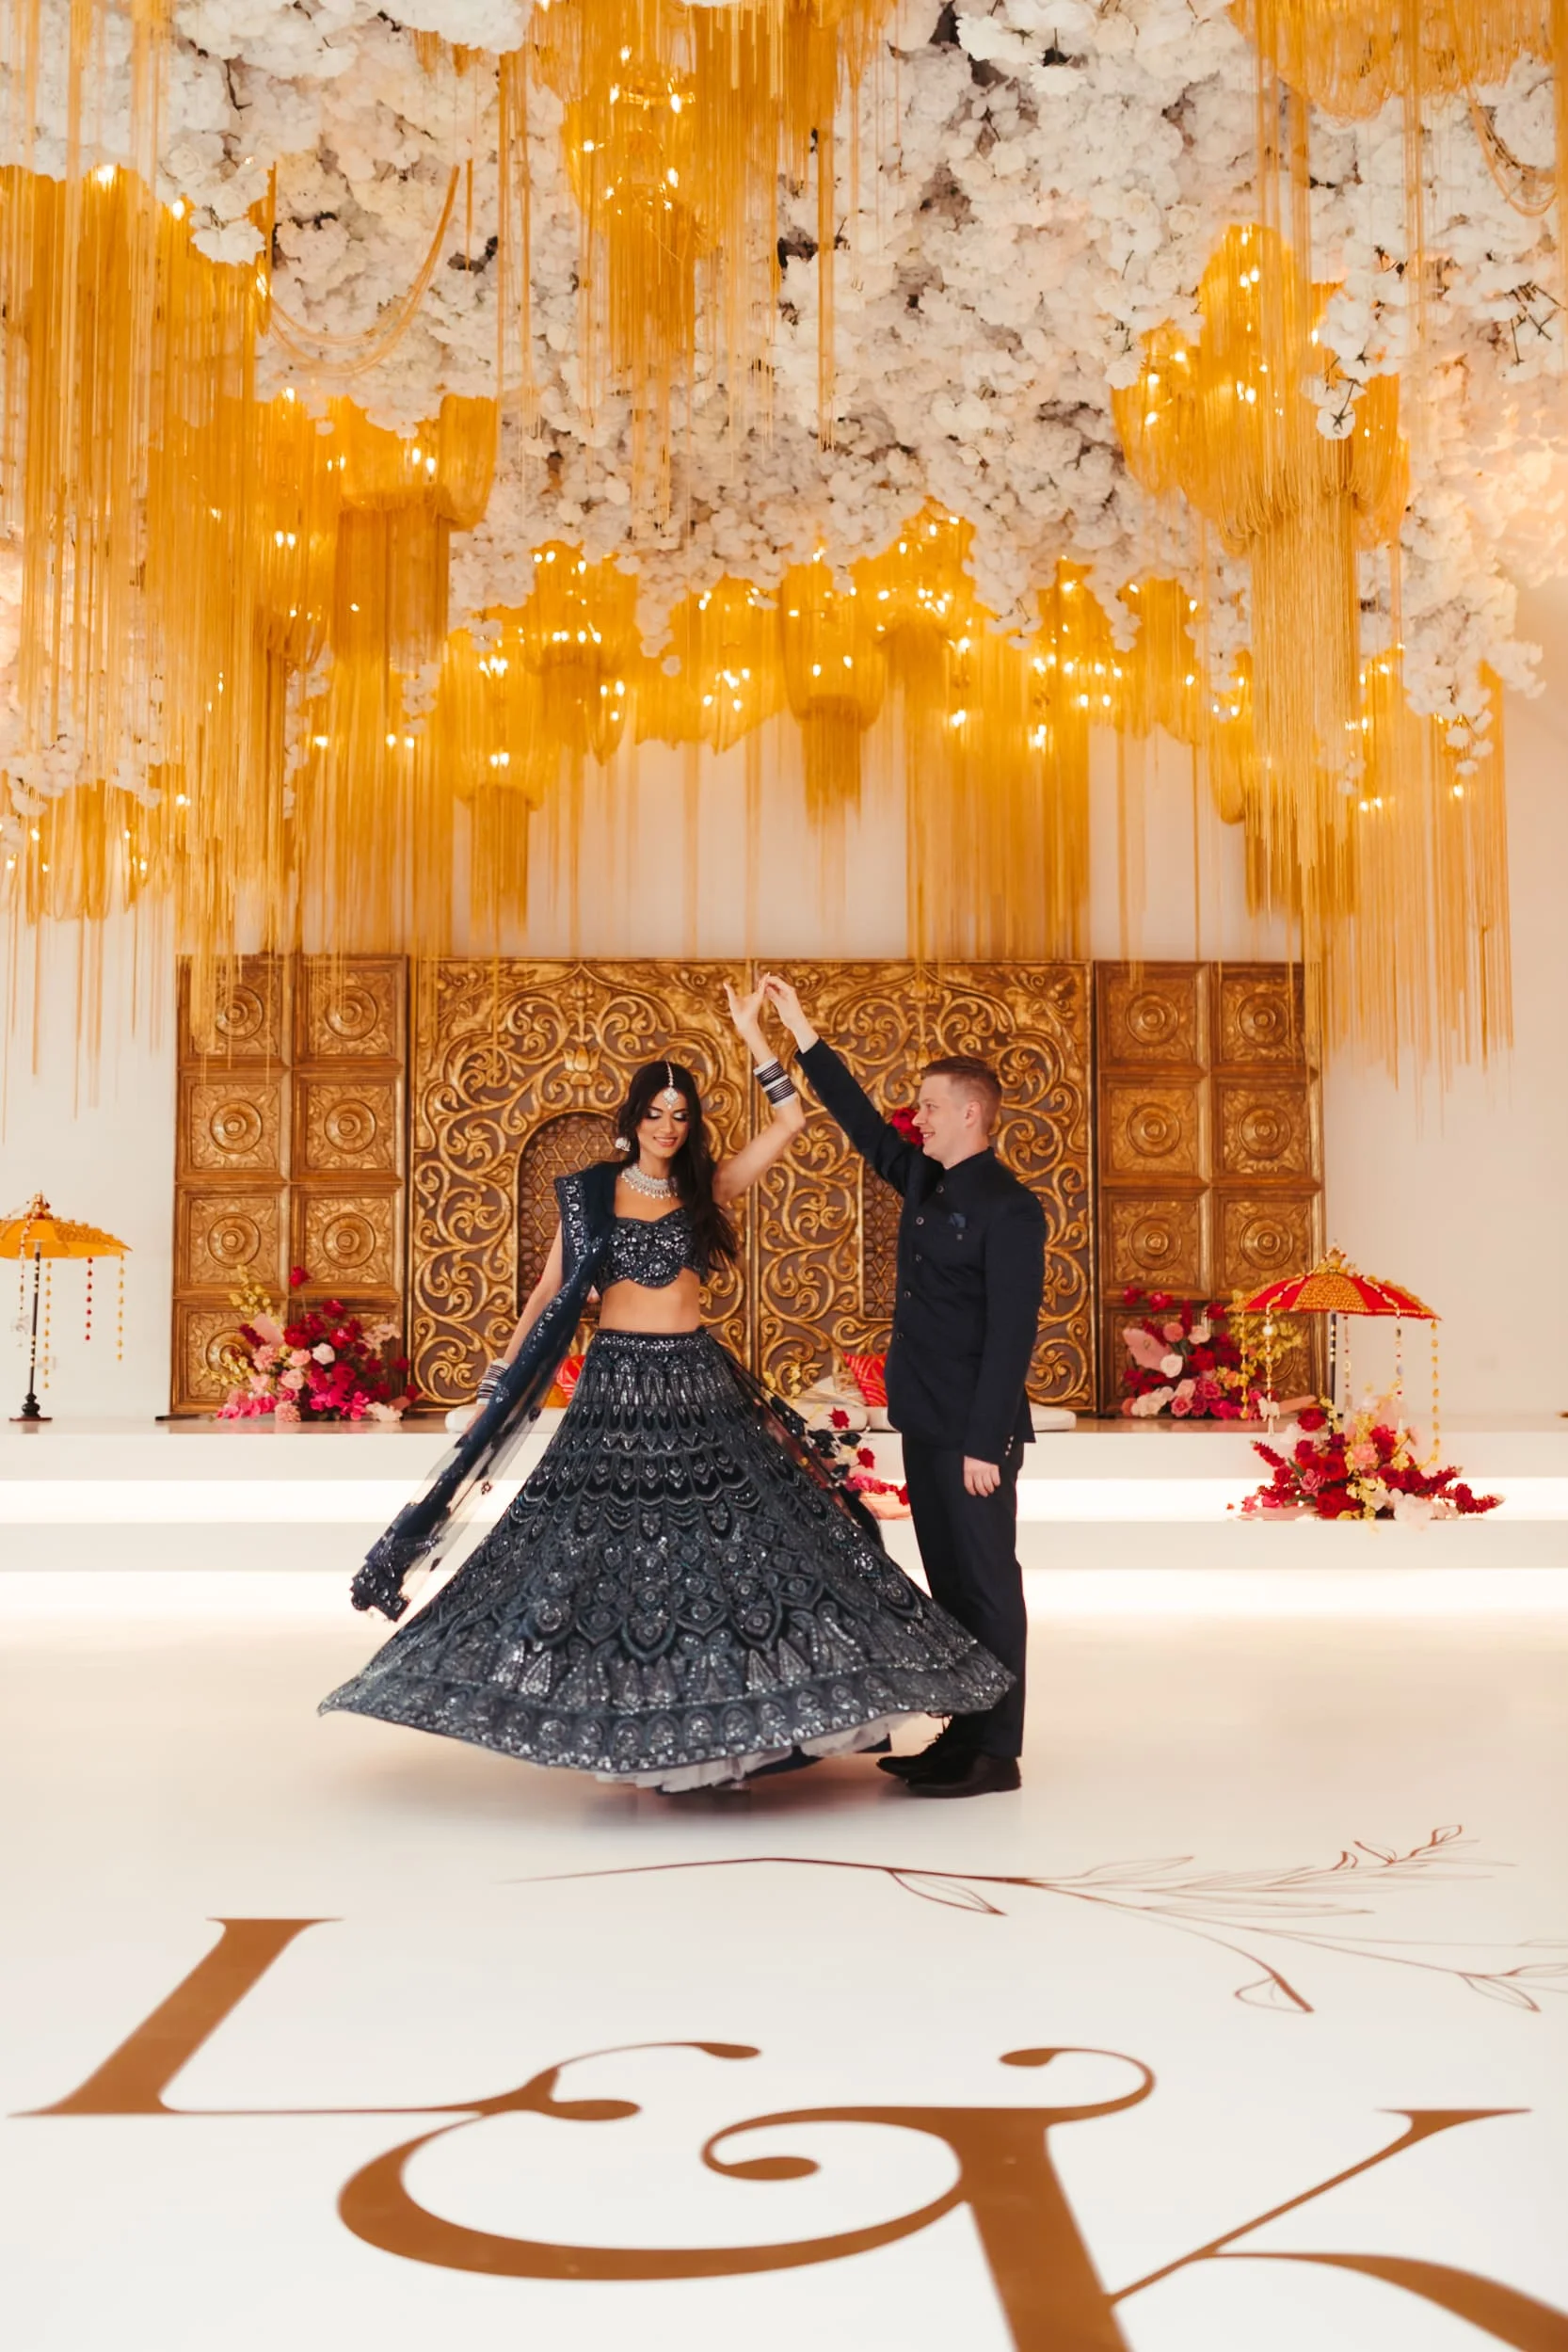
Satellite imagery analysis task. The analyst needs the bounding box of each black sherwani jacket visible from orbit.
[799,1039,1047,1463]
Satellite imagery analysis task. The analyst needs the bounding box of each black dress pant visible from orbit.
[900,1438,1027,1759]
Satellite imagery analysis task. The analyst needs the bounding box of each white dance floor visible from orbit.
[3,1417,1567,2348]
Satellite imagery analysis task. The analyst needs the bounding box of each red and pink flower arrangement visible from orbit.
[810,1408,911,1520]
[1238,1400,1500,1522]
[1119,1287,1270,1420]
[217,1267,414,1424]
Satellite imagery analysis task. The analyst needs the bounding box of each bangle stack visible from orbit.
[754,1057,797,1107]
[475,1360,507,1403]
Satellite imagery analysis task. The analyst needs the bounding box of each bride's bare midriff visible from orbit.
[597,1271,704,1334]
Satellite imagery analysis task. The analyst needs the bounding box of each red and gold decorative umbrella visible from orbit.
[1,1193,129,1424]
[1240,1246,1436,1323]
[1240,1245,1440,1443]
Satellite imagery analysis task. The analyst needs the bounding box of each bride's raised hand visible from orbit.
[724,978,771,1053]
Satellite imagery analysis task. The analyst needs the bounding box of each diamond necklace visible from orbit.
[621,1162,678,1200]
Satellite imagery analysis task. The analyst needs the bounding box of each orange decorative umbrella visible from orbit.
[2,1193,130,1424]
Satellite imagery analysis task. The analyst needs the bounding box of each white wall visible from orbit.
[0,922,175,1417]
[3,617,1562,1421]
[1319,581,1568,1418]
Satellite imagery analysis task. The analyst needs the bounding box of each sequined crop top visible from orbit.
[601,1207,703,1288]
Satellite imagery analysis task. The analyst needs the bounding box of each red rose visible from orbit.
[1191,1346,1215,1372]
[1123,1285,1144,1305]
[1316,1489,1358,1518]
[889,1106,920,1143]
[830,1408,850,1430]
[1147,1291,1173,1311]
[289,1266,310,1289]
[856,1448,876,1467]
[1297,1406,1328,1432]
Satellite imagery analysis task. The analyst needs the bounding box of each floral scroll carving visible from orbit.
[409,962,752,1408]
[753,962,1094,1404]
[410,960,1094,1410]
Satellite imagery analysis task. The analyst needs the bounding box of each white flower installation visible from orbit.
[2,0,1562,744]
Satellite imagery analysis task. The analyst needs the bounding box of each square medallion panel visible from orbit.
[171,957,408,1413]
[1095,963,1322,1411]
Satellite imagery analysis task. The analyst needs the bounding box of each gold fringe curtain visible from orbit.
[1113,225,1508,1074]
[0,90,1512,1075]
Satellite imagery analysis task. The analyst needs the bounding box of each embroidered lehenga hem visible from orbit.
[321,1329,1009,1785]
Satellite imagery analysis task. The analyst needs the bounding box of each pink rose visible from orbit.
[280,1368,306,1392]
[274,1400,301,1426]
[1189,1320,1210,1345]
[253,1344,279,1370]
[312,1342,336,1365]
[1160,1352,1183,1377]
[288,1348,311,1369]
[1170,1394,1193,1416]
[248,1371,272,1396]
[251,1315,284,1347]
[1174,1377,1195,1400]
[1161,1320,1184,1343]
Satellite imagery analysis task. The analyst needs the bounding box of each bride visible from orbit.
[320,982,1010,1791]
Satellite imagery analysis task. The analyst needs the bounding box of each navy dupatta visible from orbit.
[348,1161,619,1619]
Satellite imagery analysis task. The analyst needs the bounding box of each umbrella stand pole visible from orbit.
[12,1244,48,1425]
[1326,1313,1338,1415]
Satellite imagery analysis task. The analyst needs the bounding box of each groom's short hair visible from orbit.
[922,1054,1002,1132]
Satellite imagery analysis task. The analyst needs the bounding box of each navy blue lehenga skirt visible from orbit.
[320,1327,1011,1789]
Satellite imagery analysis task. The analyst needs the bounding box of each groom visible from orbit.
[763,976,1045,1798]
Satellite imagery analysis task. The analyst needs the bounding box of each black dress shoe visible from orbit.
[908,1752,1021,1799]
[876,1722,968,1781]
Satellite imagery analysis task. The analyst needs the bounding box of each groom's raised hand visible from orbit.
[761,974,819,1051]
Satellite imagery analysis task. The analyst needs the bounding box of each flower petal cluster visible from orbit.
[1237,1396,1501,1520]
[216,1270,415,1422]
[1119,1286,1261,1421]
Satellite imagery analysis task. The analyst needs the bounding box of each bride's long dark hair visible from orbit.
[609,1061,739,1272]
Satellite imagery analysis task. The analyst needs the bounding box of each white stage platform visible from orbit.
[3,1416,1566,1609]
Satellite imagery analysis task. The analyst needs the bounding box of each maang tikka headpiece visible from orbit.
[657,1059,682,1112]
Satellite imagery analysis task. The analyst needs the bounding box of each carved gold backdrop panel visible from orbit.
[751,963,1094,1405]
[409,962,753,1409]
[172,956,409,1414]
[1095,963,1323,1411]
[178,956,1320,1418]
